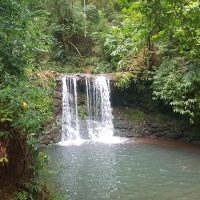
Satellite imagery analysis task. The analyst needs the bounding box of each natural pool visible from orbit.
[42,140,200,200]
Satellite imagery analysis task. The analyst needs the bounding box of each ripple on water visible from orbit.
[43,138,200,200]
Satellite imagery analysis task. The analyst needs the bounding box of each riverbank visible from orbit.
[131,138,200,152]
[113,106,200,145]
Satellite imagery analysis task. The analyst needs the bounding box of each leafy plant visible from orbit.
[115,73,135,89]
[153,59,200,122]
[78,105,88,119]
[13,191,29,200]
[0,143,8,165]
[0,0,52,80]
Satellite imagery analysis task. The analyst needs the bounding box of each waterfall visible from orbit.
[60,74,118,145]
[61,75,80,141]
[86,76,114,140]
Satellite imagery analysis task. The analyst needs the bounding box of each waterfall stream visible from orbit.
[60,74,117,145]
[61,76,80,141]
[86,76,114,140]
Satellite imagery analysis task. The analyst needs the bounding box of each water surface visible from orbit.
[43,140,200,200]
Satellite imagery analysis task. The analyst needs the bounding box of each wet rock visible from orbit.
[178,137,193,143]
[191,140,200,145]
[77,93,86,105]
[54,91,62,100]
[55,79,62,93]
[113,106,185,141]
[154,132,167,137]
[54,99,62,107]
[165,132,181,139]
[54,106,62,115]
[41,117,61,145]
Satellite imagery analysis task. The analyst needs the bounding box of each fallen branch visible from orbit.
[68,40,82,57]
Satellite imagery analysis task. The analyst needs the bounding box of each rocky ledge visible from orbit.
[113,106,200,145]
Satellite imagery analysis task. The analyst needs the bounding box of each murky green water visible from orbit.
[43,141,200,200]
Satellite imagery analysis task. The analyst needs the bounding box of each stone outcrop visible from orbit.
[54,79,62,115]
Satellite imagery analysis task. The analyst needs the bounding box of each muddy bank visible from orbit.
[131,137,200,151]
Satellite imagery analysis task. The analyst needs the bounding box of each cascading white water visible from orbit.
[60,74,120,145]
[61,75,80,141]
[86,76,114,141]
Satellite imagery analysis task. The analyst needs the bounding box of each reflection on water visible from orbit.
[43,141,200,200]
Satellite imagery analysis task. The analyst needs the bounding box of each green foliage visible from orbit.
[0,156,8,164]
[0,0,54,144]
[35,152,50,171]
[0,131,10,138]
[96,1,147,70]
[0,67,56,153]
[46,0,85,36]
[80,56,112,73]
[98,0,200,69]
[0,0,199,198]
[85,4,100,24]
[12,180,63,200]
[39,56,113,74]
[0,78,54,134]
[0,144,8,164]
[13,181,46,200]
[115,73,135,89]
[98,0,200,124]
[14,191,29,200]
[45,0,85,60]
[0,0,52,79]
[153,59,200,122]
[78,105,88,119]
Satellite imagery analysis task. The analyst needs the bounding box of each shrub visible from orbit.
[0,69,55,146]
[152,58,200,122]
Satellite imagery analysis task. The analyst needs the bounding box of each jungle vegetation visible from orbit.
[0,0,199,199]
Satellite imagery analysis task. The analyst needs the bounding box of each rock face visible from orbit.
[54,79,62,115]
[41,117,61,145]
[113,107,173,138]
[113,106,200,144]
